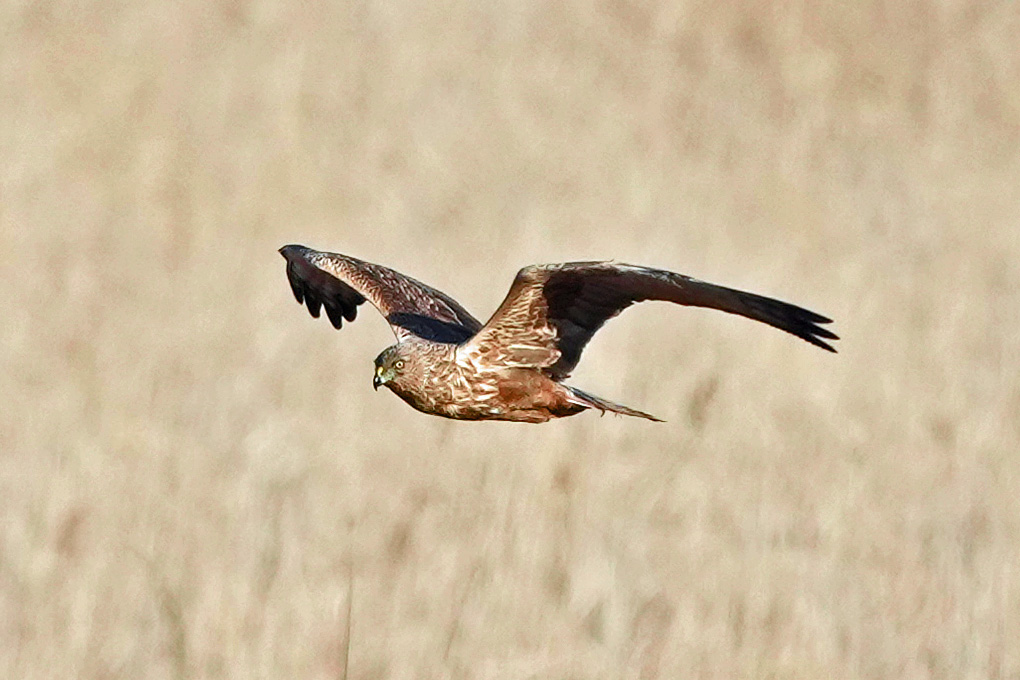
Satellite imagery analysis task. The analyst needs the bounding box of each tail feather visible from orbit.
[565,385,663,422]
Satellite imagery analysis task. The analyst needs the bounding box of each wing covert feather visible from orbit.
[460,262,837,378]
[280,245,482,343]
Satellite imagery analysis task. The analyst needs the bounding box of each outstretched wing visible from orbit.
[460,262,837,378]
[280,245,482,343]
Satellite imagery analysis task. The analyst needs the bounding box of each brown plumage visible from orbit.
[280,245,838,423]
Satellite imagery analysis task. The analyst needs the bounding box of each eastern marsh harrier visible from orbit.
[280,245,837,422]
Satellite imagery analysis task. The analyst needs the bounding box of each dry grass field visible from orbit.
[3,0,1020,678]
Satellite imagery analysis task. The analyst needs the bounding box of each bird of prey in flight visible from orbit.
[280,245,837,423]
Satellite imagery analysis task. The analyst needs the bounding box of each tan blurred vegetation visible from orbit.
[2,0,1019,678]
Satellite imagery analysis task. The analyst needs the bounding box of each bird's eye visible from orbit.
[394,360,404,369]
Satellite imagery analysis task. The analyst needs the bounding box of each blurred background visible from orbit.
[2,1,1019,678]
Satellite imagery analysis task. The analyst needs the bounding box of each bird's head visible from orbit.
[373,345,410,391]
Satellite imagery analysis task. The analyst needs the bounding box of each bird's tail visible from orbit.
[564,385,663,422]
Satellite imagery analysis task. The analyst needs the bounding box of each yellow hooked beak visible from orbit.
[373,365,388,390]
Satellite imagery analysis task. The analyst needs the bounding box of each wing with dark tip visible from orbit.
[279,245,482,343]
[460,261,837,378]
